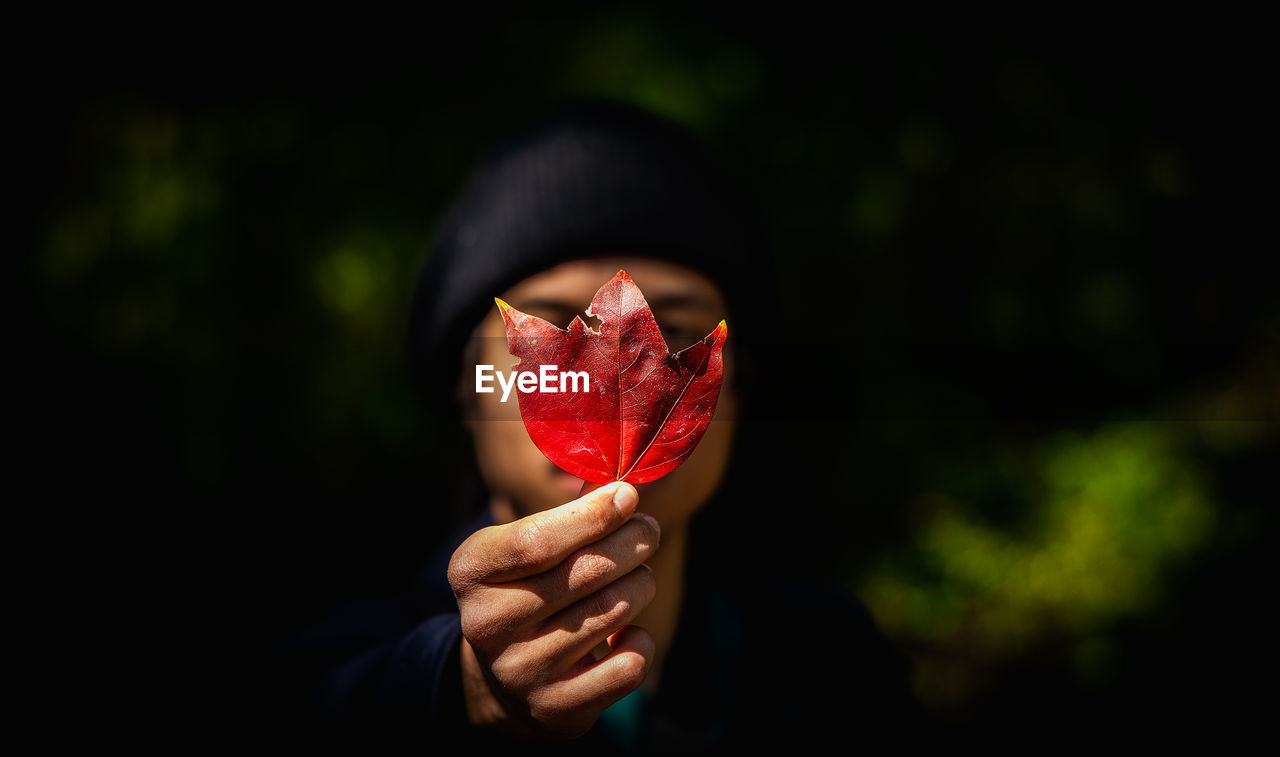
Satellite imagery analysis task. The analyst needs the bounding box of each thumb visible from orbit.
[579,478,617,498]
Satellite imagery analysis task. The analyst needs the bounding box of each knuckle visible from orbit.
[448,526,504,589]
[512,515,552,570]
[584,586,628,628]
[611,652,648,691]
[446,548,475,592]
[580,566,654,630]
[488,654,518,686]
[528,693,593,740]
[563,549,616,591]
[460,594,531,649]
[490,649,534,693]
[458,602,501,644]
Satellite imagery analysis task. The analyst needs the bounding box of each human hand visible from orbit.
[447,482,659,739]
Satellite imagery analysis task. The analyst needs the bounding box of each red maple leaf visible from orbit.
[495,270,728,485]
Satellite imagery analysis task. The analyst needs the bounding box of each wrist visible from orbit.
[460,637,536,737]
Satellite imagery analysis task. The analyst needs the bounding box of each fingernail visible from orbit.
[637,512,660,544]
[613,482,638,515]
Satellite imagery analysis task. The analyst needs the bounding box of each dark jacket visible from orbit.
[279,498,927,753]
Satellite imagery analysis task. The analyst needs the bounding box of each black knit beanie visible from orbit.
[406,99,775,419]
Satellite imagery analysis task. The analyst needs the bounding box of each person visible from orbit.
[281,99,924,751]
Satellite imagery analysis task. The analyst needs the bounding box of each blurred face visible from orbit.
[461,257,738,528]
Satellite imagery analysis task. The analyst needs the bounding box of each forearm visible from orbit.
[320,612,468,731]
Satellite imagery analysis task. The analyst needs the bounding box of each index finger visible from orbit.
[450,481,640,586]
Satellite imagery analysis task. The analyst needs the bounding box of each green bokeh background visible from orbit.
[24,8,1273,739]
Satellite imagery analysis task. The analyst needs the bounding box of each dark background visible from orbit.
[22,7,1273,744]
